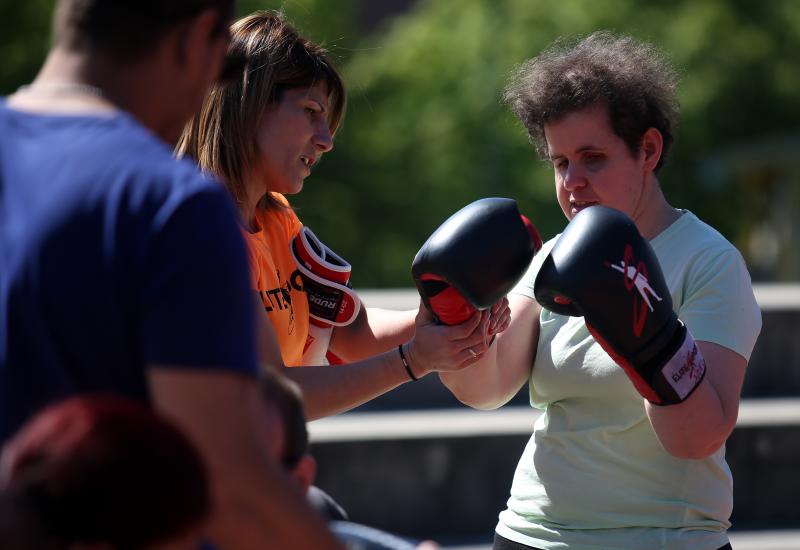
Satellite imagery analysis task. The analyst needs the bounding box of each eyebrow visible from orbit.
[548,145,605,161]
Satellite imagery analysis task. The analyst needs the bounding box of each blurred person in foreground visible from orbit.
[0,1,342,548]
[0,395,209,549]
[258,367,347,522]
[177,10,509,421]
[439,32,761,550]
[258,367,440,550]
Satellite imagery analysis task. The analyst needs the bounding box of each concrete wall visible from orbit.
[312,424,800,542]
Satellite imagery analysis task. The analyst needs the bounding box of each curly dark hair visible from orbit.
[503,31,680,173]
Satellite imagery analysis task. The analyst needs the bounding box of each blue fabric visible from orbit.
[0,100,258,443]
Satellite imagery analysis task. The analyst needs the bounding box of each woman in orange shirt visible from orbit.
[178,11,507,420]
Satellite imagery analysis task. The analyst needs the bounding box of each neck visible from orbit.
[239,188,263,233]
[14,47,174,142]
[240,169,275,232]
[633,174,681,240]
[15,49,125,112]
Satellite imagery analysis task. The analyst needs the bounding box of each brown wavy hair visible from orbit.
[504,31,680,173]
[176,10,346,211]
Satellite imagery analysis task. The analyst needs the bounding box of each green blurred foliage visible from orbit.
[3,0,798,286]
[0,0,53,94]
[291,0,800,287]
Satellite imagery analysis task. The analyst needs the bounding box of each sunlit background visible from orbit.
[5,0,799,287]
[3,1,799,547]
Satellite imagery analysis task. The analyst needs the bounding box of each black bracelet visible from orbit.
[398,344,417,381]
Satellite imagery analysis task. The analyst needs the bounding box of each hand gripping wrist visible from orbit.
[411,197,541,325]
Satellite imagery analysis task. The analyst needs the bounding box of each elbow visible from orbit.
[663,440,724,460]
[440,382,503,411]
[651,398,739,460]
[444,382,508,411]
[659,426,734,460]
[459,396,504,411]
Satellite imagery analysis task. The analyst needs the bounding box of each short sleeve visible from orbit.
[679,248,762,361]
[509,236,559,300]
[140,187,258,375]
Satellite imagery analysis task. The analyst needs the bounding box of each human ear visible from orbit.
[640,127,664,172]
[290,454,317,493]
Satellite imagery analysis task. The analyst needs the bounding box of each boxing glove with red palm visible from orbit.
[412,197,542,326]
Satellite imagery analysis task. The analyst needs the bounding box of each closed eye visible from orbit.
[583,152,605,164]
[303,100,328,118]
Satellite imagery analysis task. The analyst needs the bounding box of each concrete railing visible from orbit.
[358,283,800,310]
[310,398,800,442]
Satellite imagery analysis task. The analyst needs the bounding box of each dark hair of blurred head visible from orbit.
[53,0,236,63]
[0,395,210,549]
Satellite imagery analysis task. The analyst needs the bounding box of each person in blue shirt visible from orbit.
[0,1,343,548]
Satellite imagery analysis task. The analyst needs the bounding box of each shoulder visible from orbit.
[91,117,238,228]
[655,211,745,276]
[661,213,761,357]
[255,193,302,236]
[109,119,220,196]
[678,211,737,252]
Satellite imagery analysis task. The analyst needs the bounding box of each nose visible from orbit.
[314,122,334,153]
[561,163,586,192]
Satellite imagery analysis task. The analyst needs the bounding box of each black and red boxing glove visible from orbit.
[291,226,360,365]
[533,205,706,405]
[412,197,542,326]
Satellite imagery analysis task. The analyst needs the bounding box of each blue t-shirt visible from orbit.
[0,101,258,443]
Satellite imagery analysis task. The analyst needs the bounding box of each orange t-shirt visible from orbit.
[243,194,309,366]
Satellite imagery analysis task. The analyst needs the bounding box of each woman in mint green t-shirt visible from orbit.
[440,31,761,550]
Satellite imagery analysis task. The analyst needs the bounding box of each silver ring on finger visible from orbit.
[468,347,478,358]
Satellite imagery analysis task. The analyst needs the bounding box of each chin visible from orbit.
[271,180,304,196]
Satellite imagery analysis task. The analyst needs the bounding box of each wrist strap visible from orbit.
[398,344,417,381]
[655,327,706,404]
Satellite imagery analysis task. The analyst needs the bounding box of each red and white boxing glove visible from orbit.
[412,197,542,326]
[290,227,361,365]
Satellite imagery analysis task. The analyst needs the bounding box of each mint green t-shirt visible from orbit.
[496,211,762,550]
